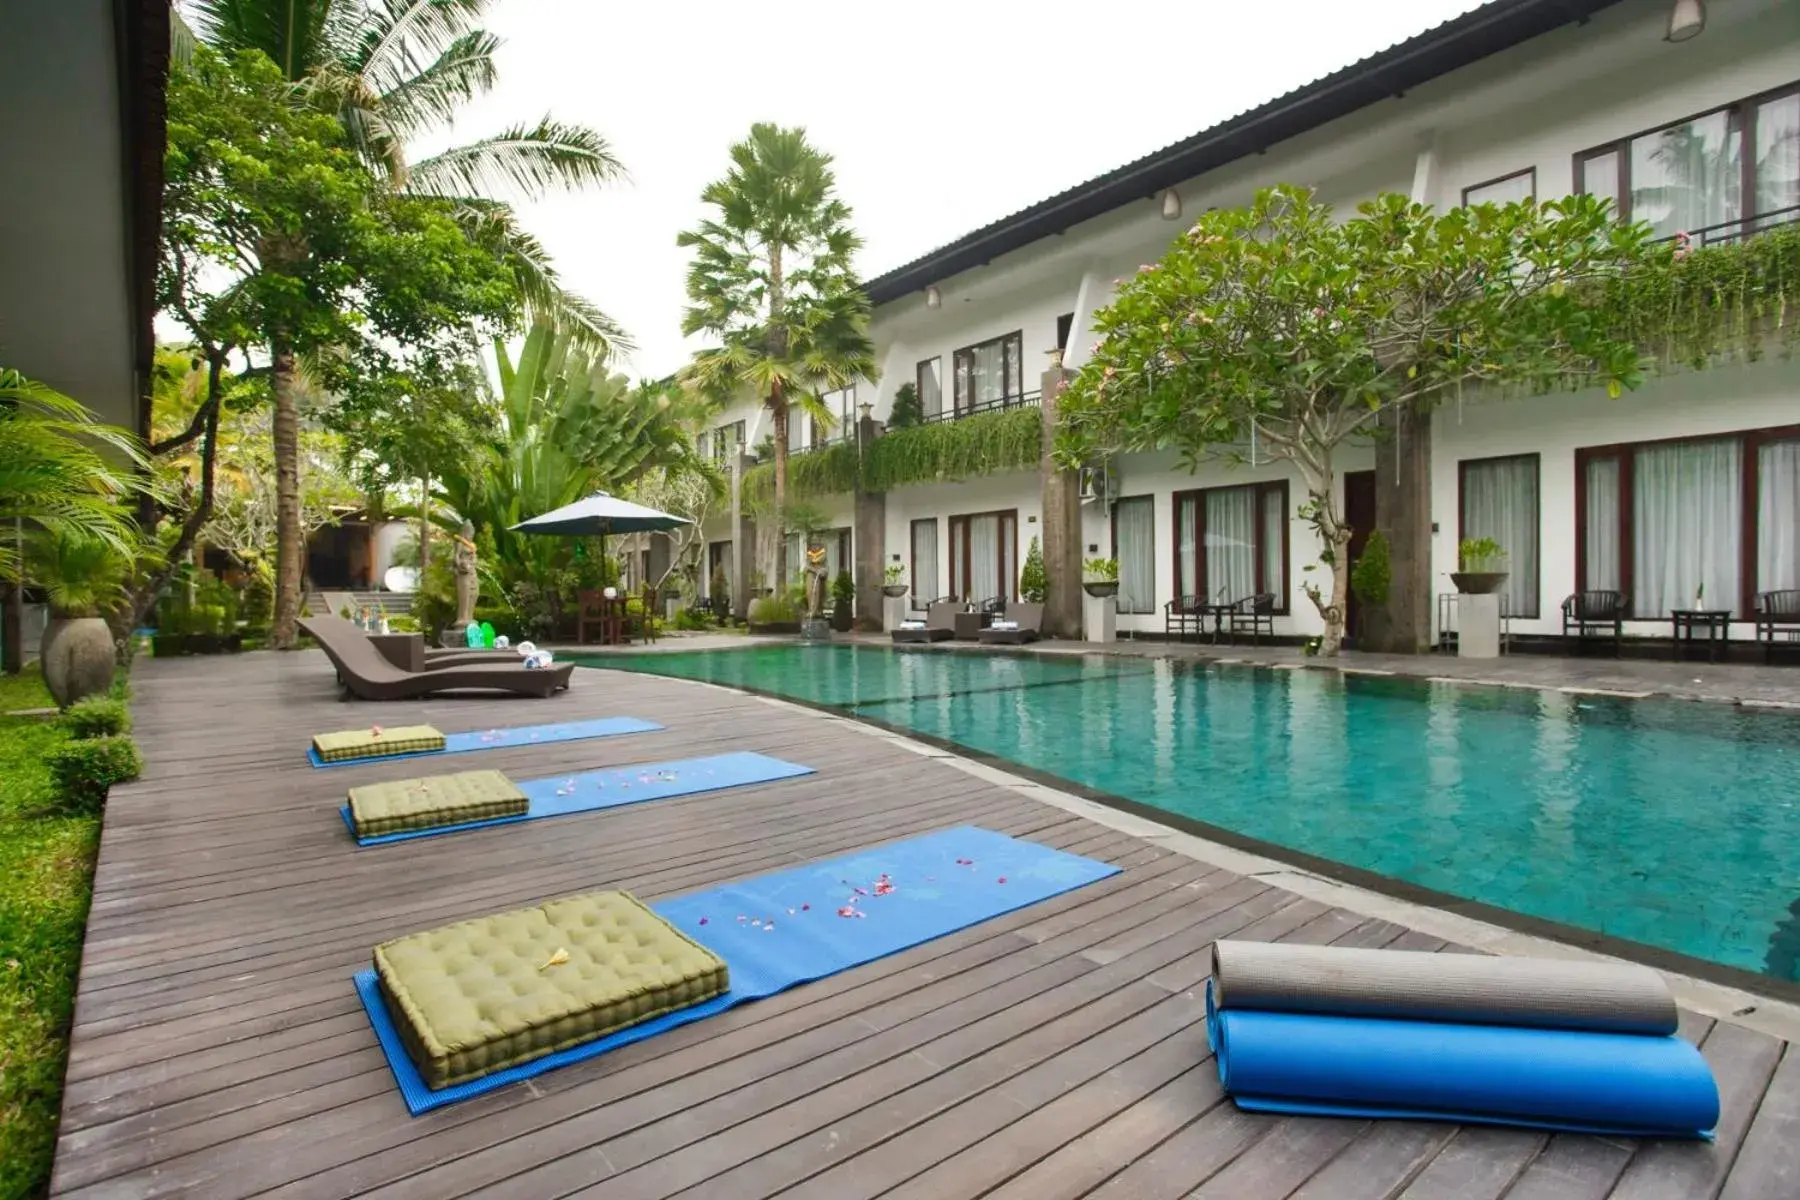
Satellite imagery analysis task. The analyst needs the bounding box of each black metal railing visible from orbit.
[919,390,1042,425]
[1650,204,1800,248]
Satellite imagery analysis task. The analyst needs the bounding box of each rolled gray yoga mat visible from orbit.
[1210,941,1678,1035]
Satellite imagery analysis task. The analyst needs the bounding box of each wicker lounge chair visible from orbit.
[306,616,510,670]
[979,602,1043,645]
[1755,589,1800,662]
[299,617,574,700]
[892,598,959,644]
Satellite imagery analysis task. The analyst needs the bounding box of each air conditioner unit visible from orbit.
[1077,463,1118,506]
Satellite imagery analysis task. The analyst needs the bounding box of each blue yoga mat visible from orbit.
[1205,985,1719,1138]
[307,716,662,767]
[339,751,815,845]
[356,825,1121,1113]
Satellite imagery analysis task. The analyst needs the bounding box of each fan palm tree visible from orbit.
[678,123,874,585]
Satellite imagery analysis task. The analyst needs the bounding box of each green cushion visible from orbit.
[312,724,444,763]
[348,769,528,838]
[374,891,729,1089]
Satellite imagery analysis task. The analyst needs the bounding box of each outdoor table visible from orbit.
[1200,603,1235,643]
[954,610,993,640]
[1670,609,1732,662]
[367,631,424,672]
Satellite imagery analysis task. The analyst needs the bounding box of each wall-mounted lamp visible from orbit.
[924,284,942,309]
[858,399,873,421]
[1665,0,1705,42]
[1158,188,1182,220]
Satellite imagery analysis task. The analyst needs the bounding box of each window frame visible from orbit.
[1170,481,1290,614]
[947,508,1019,604]
[951,331,1024,416]
[909,517,939,610]
[711,420,743,466]
[1456,452,1542,619]
[1573,80,1800,234]
[1575,424,1800,617]
[1109,494,1157,615]
[1461,167,1537,208]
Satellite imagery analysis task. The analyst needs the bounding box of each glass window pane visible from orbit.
[1461,456,1540,619]
[916,359,942,417]
[1204,487,1256,604]
[953,351,971,412]
[1580,150,1620,213]
[1759,439,1800,592]
[1633,438,1742,617]
[968,514,1000,602]
[1005,333,1023,399]
[1756,94,1800,227]
[911,519,938,609]
[1260,487,1286,607]
[1114,497,1155,614]
[1464,171,1535,207]
[1629,110,1741,239]
[972,341,1003,406]
[1584,457,1621,593]
[1177,495,1199,598]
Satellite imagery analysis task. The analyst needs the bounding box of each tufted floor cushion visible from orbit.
[374,891,730,1089]
[348,769,528,838]
[312,724,445,763]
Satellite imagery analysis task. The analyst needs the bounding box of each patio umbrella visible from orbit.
[509,491,690,537]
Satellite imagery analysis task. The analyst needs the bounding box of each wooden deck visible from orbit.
[50,651,1798,1199]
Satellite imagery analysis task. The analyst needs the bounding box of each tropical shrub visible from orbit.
[1351,529,1392,606]
[747,593,802,626]
[46,736,142,815]
[888,382,923,429]
[1019,538,1048,604]
[62,698,130,740]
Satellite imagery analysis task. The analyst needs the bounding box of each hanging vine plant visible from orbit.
[862,407,1042,492]
[738,441,861,510]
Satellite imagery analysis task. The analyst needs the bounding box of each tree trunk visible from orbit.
[418,476,430,573]
[1363,402,1433,653]
[1319,521,1354,655]
[2,581,21,676]
[770,396,788,587]
[270,340,303,648]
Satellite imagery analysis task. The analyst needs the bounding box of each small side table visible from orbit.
[367,631,425,672]
[953,610,992,641]
[1670,610,1731,662]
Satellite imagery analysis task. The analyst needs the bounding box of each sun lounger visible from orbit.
[892,598,959,644]
[299,617,573,699]
[303,616,510,669]
[979,601,1043,645]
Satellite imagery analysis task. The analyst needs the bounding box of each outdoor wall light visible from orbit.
[1159,188,1183,220]
[859,399,873,420]
[924,285,942,309]
[1665,0,1705,42]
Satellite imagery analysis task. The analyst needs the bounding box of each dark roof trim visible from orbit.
[864,0,1623,306]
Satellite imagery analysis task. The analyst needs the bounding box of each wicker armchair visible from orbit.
[1562,590,1628,655]
[1754,589,1800,662]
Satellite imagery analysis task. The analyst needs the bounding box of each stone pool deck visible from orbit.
[49,650,1799,1198]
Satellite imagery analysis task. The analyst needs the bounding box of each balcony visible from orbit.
[920,390,1042,425]
[1650,203,1800,248]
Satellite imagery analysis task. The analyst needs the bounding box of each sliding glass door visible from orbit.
[948,510,1018,604]
[910,519,939,609]
[1112,496,1155,614]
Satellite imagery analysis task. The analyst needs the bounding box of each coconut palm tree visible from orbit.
[678,123,873,585]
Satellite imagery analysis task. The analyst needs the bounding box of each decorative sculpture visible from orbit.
[804,541,829,618]
[452,520,478,628]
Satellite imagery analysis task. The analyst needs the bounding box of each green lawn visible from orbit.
[0,666,99,1200]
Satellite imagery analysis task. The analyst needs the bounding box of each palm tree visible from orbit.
[679,124,874,585]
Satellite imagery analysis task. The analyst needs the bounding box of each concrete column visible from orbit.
[1040,361,1082,640]
[853,414,887,631]
[731,452,754,620]
[1364,403,1434,653]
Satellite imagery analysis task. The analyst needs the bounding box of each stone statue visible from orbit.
[452,520,478,627]
[803,541,829,618]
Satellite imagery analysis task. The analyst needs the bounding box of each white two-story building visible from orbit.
[690,0,1798,650]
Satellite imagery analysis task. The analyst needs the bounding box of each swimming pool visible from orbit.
[577,644,1800,988]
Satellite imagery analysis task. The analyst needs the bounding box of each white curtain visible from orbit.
[1759,440,1800,592]
[1634,439,1741,616]
[911,520,937,608]
[1756,94,1800,227]
[1115,497,1155,614]
[1260,488,1286,605]
[917,359,942,418]
[1630,110,1740,239]
[823,530,845,581]
[1000,516,1017,600]
[1178,495,1198,598]
[1205,487,1256,603]
[1462,456,1540,618]
[969,515,1000,603]
[971,342,1003,406]
[1585,457,1621,592]
[784,533,803,587]
[787,410,806,452]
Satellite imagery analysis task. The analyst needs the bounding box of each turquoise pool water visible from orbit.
[578,645,1800,985]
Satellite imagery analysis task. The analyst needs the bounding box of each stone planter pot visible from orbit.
[799,617,833,641]
[41,616,114,707]
[881,584,909,598]
[831,605,853,633]
[1082,581,1120,599]
[1450,571,1509,595]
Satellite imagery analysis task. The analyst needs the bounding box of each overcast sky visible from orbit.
[436,0,1489,379]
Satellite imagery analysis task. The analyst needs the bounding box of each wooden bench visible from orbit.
[1755,588,1800,662]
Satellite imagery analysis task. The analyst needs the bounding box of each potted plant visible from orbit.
[882,563,909,598]
[36,533,127,708]
[1019,537,1048,603]
[1452,537,1509,595]
[1082,556,1120,598]
[830,570,855,632]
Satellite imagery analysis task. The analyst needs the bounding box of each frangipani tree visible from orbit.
[1057,184,1654,655]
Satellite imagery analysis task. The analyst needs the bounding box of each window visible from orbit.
[706,541,733,599]
[1462,168,1536,207]
[1173,482,1288,611]
[916,358,943,420]
[952,332,1024,416]
[786,407,807,453]
[1576,83,1800,240]
[1459,455,1540,619]
[1111,496,1155,614]
[815,387,855,444]
[696,431,711,461]
[948,509,1018,604]
[1055,312,1074,352]
[1577,426,1800,617]
[712,420,744,465]
[910,518,939,609]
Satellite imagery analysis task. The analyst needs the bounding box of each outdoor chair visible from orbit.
[892,598,959,643]
[1165,595,1204,643]
[979,601,1044,646]
[1226,593,1277,645]
[1754,589,1800,662]
[576,589,611,645]
[1562,590,1628,656]
[299,617,573,700]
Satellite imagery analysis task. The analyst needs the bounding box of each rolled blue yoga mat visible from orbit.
[1205,982,1719,1138]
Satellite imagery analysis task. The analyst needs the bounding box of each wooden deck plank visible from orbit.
[44,650,1795,1200]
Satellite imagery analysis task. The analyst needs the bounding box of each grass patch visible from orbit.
[0,665,99,1200]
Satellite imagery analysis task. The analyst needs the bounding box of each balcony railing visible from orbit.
[1650,204,1800,248]
[920,390,1042,425]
